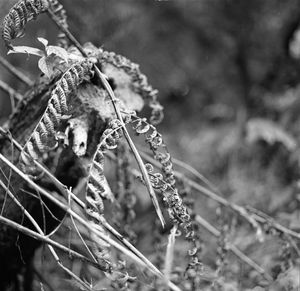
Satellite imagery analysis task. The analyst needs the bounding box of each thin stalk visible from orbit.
[46,10,165,228]
[0,80,23,109]
[0,153,181,291]
[195,215,273,282]
[0,55,33,86]
[164,224,178,283]
[0,179,97,290]
[139,151,300,241]
[0,215,97,291]
[0,127,167,273]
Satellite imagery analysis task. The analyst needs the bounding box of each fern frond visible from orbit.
[144,162,202,273]
[115,143,138,242]
[85,119,123,223]
[132,116,175,186]
[99,49,164,124]
[84,119,134,286]
[2,0,49,50]
[145,163,190,225]
[47,0,69,48]
[20,61,94,173]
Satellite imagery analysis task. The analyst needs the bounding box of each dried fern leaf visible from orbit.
[85,119,127,281]
[145,163,201,272]
[85,119,123,223]
[145,163,190,225]
[47,0,69,48]
[99,49,164,124]
[116,144,137,233]
[20,60,94,173]
[2,0,49,50]
[132,116,176,186]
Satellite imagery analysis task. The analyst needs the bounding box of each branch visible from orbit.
[0,55,33,86]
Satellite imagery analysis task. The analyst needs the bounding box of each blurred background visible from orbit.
[1,2,300,287]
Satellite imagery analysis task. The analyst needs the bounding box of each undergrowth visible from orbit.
[0,1,299,291]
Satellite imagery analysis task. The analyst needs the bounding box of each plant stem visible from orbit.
[0,79,22,103]
[195,215,273,282]
[0,127,166,272]
[0,153,181,291]
[46,10,165,227]
[0,55,33,86]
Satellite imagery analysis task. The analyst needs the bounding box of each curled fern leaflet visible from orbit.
[2,0,49,49]
[20,61,94,173]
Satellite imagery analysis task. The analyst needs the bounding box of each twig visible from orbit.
[0,79,22,110]
[46,9,165,228]
[0,127,168,277]
[0,212,103,270]
[0,153,181,291]
[67,189,97,263]
[0,55,33,86]
[139,151,300,241]
[0,178,96,290]
[195,215,273,282]
[104,151,290,281]
[164,224,177,283]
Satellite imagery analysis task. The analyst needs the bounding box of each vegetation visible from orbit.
[0,1,299,290]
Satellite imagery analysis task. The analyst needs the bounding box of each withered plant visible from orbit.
[0,1,299,291]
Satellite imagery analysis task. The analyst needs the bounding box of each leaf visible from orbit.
[8,46,45,57]
[38,37,69,63]
[47,45,69,63]
[38,55,61,78]
[38,57,51,78]
[37,37,48,48]
[37,53,72,78]
[246,118,297,151]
